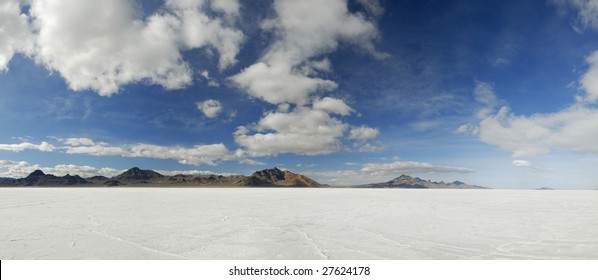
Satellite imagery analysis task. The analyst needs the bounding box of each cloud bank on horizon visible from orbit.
[1,0,598,188]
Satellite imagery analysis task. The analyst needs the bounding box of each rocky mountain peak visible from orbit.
[236,167,321,187]
[115,167,164,181]
[27,170,46,178]
[250,167,286,182]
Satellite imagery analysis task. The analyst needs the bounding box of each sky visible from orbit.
[1,0,598,189]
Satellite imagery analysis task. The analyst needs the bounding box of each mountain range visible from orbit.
[0,167,487,189]
[355,174,488,189]
[0,167,322,187]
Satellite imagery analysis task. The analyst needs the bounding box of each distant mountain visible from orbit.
[114,167,164,182]
[358,174,488,189]
[1,170,90,186]
[0,168,482,189]
[87,175,109,181]
[166,174,244,185]
[235,167,321,187]
[0,177,15,182]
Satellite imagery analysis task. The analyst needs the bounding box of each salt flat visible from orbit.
[0,188,596,259]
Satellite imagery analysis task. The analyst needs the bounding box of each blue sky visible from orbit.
[1,0,598,189]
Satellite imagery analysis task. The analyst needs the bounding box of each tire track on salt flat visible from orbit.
[90,230,187,259]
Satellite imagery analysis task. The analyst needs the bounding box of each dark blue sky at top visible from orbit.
[1,0,597,188]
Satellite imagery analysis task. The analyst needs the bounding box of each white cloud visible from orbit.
[0,141,55,152]
[61,137,95,146]
[230,0,384,105]
[209,0,240,17]
[59,138,231,166]
[355,0,384,18]
[353,142,385,152]
[360,161,475,174]
[469,81,503,119]
[0,160,124,178]
[0,0,33,71]
[580,50,598,103]
[2,0,244,95]
[154,169,236,176]
[512,160,531,167]
[229,0,386,157]
[312,97,353,116]
[348,125,385,152]
[467,73,598,158]
[456,123,475,135]
[478,105,598,157]
[348,125,380,140]
[463,2,598,160]
[197,99,223,118]
[230,62,338,105]
[473,81,498,107]
[234,107,348,156]
[551,0,598,30]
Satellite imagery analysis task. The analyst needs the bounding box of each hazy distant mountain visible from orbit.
[357,174,489,189]
[87,175,109,181]
[1,170,90,186]
[235,167,322,187]
[0,177,15,184]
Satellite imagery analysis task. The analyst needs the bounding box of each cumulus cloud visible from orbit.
[348,125,380,140]
[230,0,384,105]
[478,105,598,157]
[1,0,244,95]
[231,62,338,105]
[197,99,223,118]
[59,138,231,166]
[0,141,55,152]
[0,0,33,71]
[228,0,388,157]
[464,70,598,158]
[234,107,348,156]
[312,97,354,116]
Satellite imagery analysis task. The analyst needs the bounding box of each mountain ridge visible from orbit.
[357,174,488,189]
[4,169,89,186]
[0,168,488,189]
[0,167,323,187]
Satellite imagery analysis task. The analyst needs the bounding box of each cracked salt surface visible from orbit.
[0,188,597,259]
